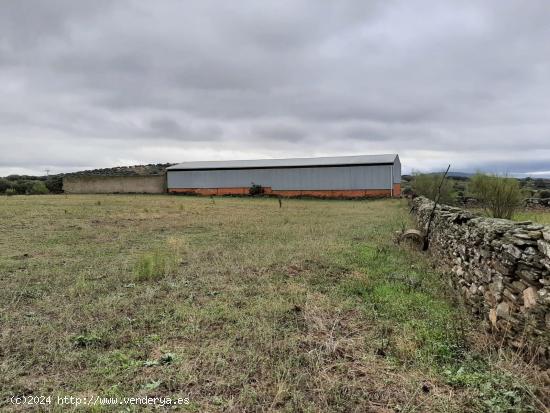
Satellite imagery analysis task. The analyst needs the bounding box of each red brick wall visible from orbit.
[393,183,401,196]
[170,187,399,198]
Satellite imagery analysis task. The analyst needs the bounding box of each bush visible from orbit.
[45,175,64,193]
[468,173,523,219]
[12,180,33,194]
[30,181,49,194]
[539,189,550,199]
[134,250,177,281]
[134,237,185,281]
[411,173,455,204]
[249,183,264,196]
[5,188,16,196]
[0,178,12,193]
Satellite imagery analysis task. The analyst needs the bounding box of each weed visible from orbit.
[72,333,103,348]
[134,250,174,280]
[134,236,186,281]
[444,361,538,412]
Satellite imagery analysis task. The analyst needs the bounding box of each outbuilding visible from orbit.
[166,154,401,198]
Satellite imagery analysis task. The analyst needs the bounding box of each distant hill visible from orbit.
[66,163,175,177]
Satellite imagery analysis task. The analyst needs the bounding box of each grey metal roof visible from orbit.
[167,154,398,170]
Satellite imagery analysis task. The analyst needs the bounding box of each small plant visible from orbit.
[249,183,264,196]
[72,333,102,348]
[469,173,523,219]
[444,363,537,412]
[5,188,16,196]
[134,237,185,281]
[134,251,171,280]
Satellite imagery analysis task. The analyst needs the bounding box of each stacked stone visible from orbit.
[411,197,550,364]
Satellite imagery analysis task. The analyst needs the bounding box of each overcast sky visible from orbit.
[1,1,549,176]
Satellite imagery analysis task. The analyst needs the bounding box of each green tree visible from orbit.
[45,175,64,193]
[0,178,12,193]
[411,173,455,204]
[30,181,49,194]
[468,173,523,219]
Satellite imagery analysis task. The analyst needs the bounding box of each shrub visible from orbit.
[5,188,16,196]
[539,189,550,199]
[0,178,12,193]
[468,173,523,219]
[30,181,49,194]
[411,173,455,204]
[45,175,64,193]
[249,183,264,196]
[134,237,185,281]
[12,180,33,194]
[134,251,174,281]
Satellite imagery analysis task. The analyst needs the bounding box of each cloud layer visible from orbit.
[1,0,549,176]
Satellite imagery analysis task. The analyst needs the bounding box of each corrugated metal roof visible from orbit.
[167,154,398,170]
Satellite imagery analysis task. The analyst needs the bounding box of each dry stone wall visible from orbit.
[411,197,549,363]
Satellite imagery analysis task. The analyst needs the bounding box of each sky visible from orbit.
[1,1,549,177]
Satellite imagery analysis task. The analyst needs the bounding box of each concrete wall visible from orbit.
[411,196,549,364]
[63,175,165,194]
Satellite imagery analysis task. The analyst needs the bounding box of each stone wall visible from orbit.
[63,175,166,194]
[411,196,549,363]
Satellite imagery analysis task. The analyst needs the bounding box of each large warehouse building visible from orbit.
[166,154,401,198]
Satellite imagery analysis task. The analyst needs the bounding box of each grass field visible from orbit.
[514,210,550,225]
[0,195,547,412]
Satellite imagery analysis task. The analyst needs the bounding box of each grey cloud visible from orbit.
[1,0,550,176]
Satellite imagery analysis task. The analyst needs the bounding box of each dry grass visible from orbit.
[0,195,547,412]
[514,209,550,225]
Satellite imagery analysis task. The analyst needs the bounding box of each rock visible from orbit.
[490,278,504,293]
[502,244,522,259]
[517,266,541,284]
[538,240,550,258]
[511,280,527,293]
[503,289,518,302]
[523,246,537,256]
[493,260,515,276]
[523,287,538,309]
[513,231,540,240]
[496,301,510,318]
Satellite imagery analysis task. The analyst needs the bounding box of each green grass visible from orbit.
[467,207,550,225]
[513,210,550,225]
[0,195,546,412]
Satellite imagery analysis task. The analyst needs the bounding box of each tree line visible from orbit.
[0,175,63,195]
